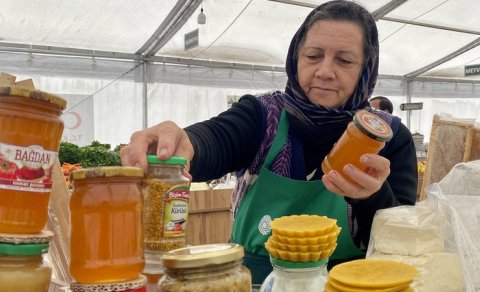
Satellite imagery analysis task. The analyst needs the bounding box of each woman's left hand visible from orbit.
[321,153,390,200]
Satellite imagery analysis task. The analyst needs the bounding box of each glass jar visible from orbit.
[0,241,52,292]
[260,257,328,292]
[0,86,66,234]
[142,155,190,253]
[321,110,392,183]
[159,243,251,291]
[69,166,145,284]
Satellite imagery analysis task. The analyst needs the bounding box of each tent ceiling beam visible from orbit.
[405,37,480,79]
[137,0,202,57]
[382,17,480,35]
[267,0,317,9]
[371,0,408,20]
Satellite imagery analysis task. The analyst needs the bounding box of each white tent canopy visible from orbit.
[1,0,480,147]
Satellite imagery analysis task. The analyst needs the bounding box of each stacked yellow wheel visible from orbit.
[324,259,418,292]
[265,215,340,262]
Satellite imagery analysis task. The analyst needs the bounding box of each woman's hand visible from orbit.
[120,121,194,172]
[321,153,390,200]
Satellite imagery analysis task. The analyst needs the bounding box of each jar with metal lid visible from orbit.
[142,155,190,253]
[260,258,328,292]
[0,231,53,292]
[0,86,66,234]
[159,243,251,291]
[321,110,393,183]
[69,166,145,284]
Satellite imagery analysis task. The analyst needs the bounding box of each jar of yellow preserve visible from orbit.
[69,166,145,284]
[142,155,190,253]
[0,86,66,234]
[0,231,53,292]
[321,110,392,183]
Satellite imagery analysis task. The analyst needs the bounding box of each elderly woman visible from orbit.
[122,0,417,284]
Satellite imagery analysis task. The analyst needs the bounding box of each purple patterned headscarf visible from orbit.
[284,0,379,126]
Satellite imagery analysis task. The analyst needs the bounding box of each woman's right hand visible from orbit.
[120,121,194,172]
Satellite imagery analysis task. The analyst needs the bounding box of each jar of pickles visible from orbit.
[159,243,251,291]
[321,110,393,183]
[0,86,66,234]
[142,156,190,253]
[69,166,145,284]
[0,232,53,292]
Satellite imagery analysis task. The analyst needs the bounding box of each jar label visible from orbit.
[163,186,189,237]
[360,113,390,136]
[0,143,57,192]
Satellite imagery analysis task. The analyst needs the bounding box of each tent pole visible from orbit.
[406,80,412,129]
[142,61,148,129]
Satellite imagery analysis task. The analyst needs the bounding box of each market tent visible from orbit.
[1,0,480,147]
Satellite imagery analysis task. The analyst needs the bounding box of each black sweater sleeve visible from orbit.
[348,122,418,247]
[184,95,265,182]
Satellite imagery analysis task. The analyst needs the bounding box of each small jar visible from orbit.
[321,110,393,183]
[0,239,52,292]
[159,243,251,291]
[0,86,66,234]
[142,156,190,253]
[69,166,145,284]
[260,257,328,292]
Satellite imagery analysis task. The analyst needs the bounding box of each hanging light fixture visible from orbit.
[197,4,206,24]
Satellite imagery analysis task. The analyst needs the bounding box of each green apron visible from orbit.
[231,110,365,284]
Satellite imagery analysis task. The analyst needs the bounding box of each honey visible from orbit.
[69,166,145,284]
[0,86,66,234]
[321,110,392,183]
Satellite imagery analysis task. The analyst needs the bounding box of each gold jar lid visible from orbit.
[70,166,144,180]
[0,229,53,244]
[162,243,244,269]
[353,110,393,142]
[0,86,67,110]
[70,275,147,292]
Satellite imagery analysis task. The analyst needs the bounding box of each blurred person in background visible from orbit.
[369,95,393,114]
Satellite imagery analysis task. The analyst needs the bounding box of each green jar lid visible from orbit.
[0,242,49,256]
[147,155,187,166]
[270,256,328,269]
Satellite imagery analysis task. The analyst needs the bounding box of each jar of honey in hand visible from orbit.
[321,110,393,183]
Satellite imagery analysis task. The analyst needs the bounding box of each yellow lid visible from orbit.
[353,110,393,142]
[0,86,67,110]
[70,166,144,180]
[162,243,244,269]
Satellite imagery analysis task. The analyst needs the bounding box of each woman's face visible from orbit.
[297,20,364,109]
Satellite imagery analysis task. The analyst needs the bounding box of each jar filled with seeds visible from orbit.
[159,243,252,291]
[142,156,190,253]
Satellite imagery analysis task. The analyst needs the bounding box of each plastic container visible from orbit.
[70,275,147,292]
[0,86,66,234]
[69,166,145,284]
[260,257,328,292]
[321,110,393,183]
[0,240,52,292]
[159,243,251,291]
[142,156,190,253]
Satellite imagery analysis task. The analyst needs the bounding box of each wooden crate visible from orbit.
[419,115,479,201]
[187,188,233,246]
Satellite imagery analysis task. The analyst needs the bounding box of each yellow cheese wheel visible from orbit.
[328,277,410,292]
[271,215,337,237]
[328,259,418,288]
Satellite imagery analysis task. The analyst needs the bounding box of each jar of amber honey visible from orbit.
[0,86,66,234]
[69,166,145,284]
[321,110,393,183]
